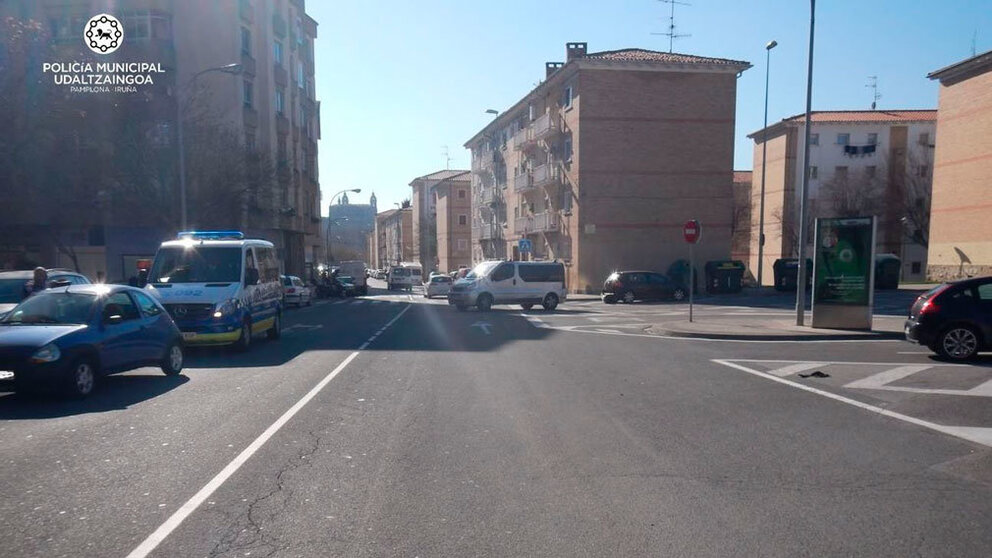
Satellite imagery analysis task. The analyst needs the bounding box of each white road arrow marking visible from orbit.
[471,321,493,335]
[282,324,324,334]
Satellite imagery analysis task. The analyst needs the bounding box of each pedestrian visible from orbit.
[96,271,105,284]
[25,267,48,296]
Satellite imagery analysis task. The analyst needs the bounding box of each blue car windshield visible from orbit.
[149,246,242,283]
[2,292,96,325]
[0,278,28,304]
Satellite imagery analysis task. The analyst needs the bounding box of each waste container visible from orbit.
[704,260,746,294]
[772,258,813,291]
[666,259,698,293]
[874,253,901,290]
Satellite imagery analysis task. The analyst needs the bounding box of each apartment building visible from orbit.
[465,42,750,293]
[409,170,470,272]
[748,110,937,285]
[731,171,753,266]
[373,208,413,269]
[926,50,992,281]
[0,0,320,278]
[434,173,473,273]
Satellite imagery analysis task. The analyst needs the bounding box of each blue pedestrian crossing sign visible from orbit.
[518,238,532,254]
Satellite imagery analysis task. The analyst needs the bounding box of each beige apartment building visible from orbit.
[926,50,992,280]
[409,170,470,273]
[372,208,413,269]
[434,173,473,273]
[465,42,750,293]
[731,171,753,266]
[748,110,937,285]
[0,0,321,278]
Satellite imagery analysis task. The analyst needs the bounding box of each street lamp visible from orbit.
[796,0,816,326]
[756,39,777,287]
[176,63,242,231]
[484,109,499,115]
[326,188,361,261]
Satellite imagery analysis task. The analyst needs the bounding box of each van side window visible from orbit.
[491,263,515,282]
[519,263,564,282]
[245,249,258,284]
[256,247,280,282]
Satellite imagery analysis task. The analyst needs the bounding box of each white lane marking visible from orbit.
[726,358,970,367]
[595,328,624,334]
[587,316,644,323]
[127,304,412,558]
[550,327,901,344]
[764,362,827,377]
[844,365,932,389]
[471,321,493,335]
[897,351,932,355]
[518,313,550,329]
[281,324,324,335]
[712,359,992,448]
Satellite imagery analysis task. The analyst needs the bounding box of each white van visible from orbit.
[387,262,422,291]
[145,231,283,350]
[448,260,567,311]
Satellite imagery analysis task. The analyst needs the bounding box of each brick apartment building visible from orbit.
[465,42,750,293]
[747,110,936,285]
[0,0,321,279]
[434,173,473,273]
[372,207,413,269]
[731,171,753,266]
[926,49,992,280]
[409,170,470,273]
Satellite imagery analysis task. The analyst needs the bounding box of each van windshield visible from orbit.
[391,268,409,277]
[466,261,500,280]
[149,246,242,283]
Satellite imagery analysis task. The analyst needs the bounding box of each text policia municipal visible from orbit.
[43,62,166,85]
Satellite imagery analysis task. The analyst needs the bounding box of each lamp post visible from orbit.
[756,39,777,287]
[796,0,816,326]
[326,188,361,262]
[176,63,242,231]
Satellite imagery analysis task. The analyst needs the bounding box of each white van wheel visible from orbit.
[477,293,493,312]
[542,293,559,311]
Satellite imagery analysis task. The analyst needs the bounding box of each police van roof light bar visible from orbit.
[177,230,245,241]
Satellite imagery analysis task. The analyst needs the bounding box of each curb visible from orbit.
[646,327,904,342]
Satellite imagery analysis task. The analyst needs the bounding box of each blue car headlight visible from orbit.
[214,298,241,318]
[30,343,61,364]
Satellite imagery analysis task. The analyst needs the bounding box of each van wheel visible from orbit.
[268,312,282,340]
[542,293,559,311]
[477,294,493,312]
[937,325,980,360]
[235,318,252,352]
[521,303,533,310]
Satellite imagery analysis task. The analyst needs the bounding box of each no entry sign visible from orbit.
[683,220,701,244]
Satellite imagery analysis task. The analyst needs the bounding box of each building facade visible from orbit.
[731,171,753,267]
[748,110,937,285]
[409,170,469,273]
[0,0,321,278]
[327,192,376,262]
[434,173,473,273]
[373,208,413,269]
[926,50,992,281]
[465,42,750,293]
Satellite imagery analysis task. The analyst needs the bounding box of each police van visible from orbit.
[145,231,283,350]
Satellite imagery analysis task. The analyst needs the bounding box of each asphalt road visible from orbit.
[1,281,990,557]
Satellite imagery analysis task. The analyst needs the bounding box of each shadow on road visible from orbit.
[0,374,190,419]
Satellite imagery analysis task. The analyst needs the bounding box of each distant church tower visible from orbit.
[340,192,349,205]
[370,191,377,212]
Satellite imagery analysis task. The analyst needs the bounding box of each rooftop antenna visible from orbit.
[441,145,451,170]
[866,76,881,110]
[971,29,978,57]
[651,0,691,53]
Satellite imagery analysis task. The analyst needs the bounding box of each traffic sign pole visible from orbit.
[689,242,694,322]
[682,219,701,323]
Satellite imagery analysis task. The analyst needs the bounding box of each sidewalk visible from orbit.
[646,313,905,341]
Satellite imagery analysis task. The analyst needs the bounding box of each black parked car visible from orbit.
[904,277,992,360]
[602,271,687,304]
[0,284,184,398]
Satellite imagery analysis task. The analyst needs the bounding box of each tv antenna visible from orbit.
[866,76,881,110]
[651,0,691,53]
[972,29,978,57]
[441,145,451,170]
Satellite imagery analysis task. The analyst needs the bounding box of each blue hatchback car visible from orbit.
[0,284,184,398]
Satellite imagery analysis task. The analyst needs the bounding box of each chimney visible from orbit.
[545,62,564,78]
[566,42,587,62]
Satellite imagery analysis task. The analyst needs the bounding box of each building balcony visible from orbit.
[515,212,559,235]
[241,53,256,77]
[473,224,498,240]
[239,0,254,23]
[243,106,259,128]
[513,172,534,193]
[272,13,287,37]
[531,163,558,188]
[478,186,498,206]
[511,127,531,151]
[276,114,289,135]
[274,64,287,87]
[531,112,559,141]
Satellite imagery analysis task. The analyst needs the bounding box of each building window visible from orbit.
[243,80,253,107]
[919,165,929,177]
[867,133,878,145]
[275,89,285,114]
[866,166,877,179]
[296,61,304,89]
[562,135,573,163]
[836,133,850,145]
[458,189,466,199]
[810,133,819,146]
[809,166,818,179]
[274,41,283,65]
[561,86,573,109]
[911,262,922,274]
[919,132,930,146]
[834,166,849,180]
[458,215,467,226]
[241,27,252,55]
[245,131,256,151]
[122,12,171,40]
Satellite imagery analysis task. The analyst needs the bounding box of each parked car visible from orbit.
[602,271,687,304]
[448,261,566,311]
[0,284,184,398]
[425,275,453,298]
[337,276,357,297]
[281,275,312,307]
[335,261,369,295]
[0,269,91,319]
[904,276,992,361]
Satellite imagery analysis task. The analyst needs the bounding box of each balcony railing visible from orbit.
[473,224,498,240]
[531,112,559,140]
[511,127,530,151]
[531,163,558,188]
[513,172,534,193]
[478,186,498,206]
[515,212,559,235]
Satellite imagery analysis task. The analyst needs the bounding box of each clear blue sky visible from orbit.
[309,0,992,214]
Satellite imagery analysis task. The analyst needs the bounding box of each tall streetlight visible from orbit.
[326,188,361,262]
[796,0,816,326]
[176,63,242,231]
[756,40,777,287]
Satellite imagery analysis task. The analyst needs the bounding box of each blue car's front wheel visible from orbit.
[161,342,184,376]
[64,358,97,399]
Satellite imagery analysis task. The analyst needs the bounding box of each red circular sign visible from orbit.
[683,220,701,244]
